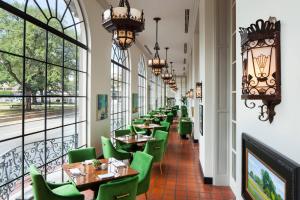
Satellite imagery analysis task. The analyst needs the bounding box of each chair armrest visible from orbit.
[47,181,72,189]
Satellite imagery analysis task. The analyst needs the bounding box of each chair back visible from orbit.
[130,152,153,195]
[152,126,167,137]
[166,113,174,124]
[101,136,117,159]
[30,166,52,200]
[115,129,131,149]
[68,147,96,163]
[160,121,170,132]
[179,121,193,136]
[154,130,168,154]
[143,140,164,163]
[97,176,139,200]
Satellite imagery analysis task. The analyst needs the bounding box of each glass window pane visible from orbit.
[0,9,23,55]
[47,65,63,96]
[63,124,76,153]
[46,159,63,183]
[0,97,22,141]
[46,128,62,162]
[77,72,86,96]
[64,97,75,125]
[77,97,86,122]
[25,59,46,96]
[64,41,76,69]
[25,22,46,61]
[47,97,62,129]
[0,52,23,96]
[48,32,63,66]
[25,97,45,134]
[77,122,86,147]
[3,0,26,11]
[24,132,45,171]
[26,0,48,24]
[64,69,76,96]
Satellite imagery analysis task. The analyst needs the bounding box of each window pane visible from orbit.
[0,52,23,96]
[0,9,23,55]
[24,132,45,171]
[77,72,86,96]
[47,65,63,96]
[25,59,46,96]
[48,32,63,66]
[63,124,76,154]
[0,97,22,141]
[25,22,46,61]
[64,97,75,125]
[46,128,62,162]
[64,41,77,69]
[26,0,48,24]
[77,97,86,122]
[77,122,86,147]
[64,69,76,96]
[47,97,62,129]
[25,97,45,134]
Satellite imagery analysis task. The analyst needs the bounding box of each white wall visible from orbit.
[80,0,149,155]
[233,0,300,199]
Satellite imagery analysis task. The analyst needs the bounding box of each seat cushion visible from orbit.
[52,184,81,197]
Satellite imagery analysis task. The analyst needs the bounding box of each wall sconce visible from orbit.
[195,82,203,101]
[239,17,281,123]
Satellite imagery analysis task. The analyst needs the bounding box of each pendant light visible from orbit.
[102,0,145,50]
[161,48,173,83]
[148,17,166,76]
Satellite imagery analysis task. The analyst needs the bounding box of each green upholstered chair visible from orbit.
[181,106,188,118]
[133,119,144,124]
[130,151,153,199]
[96,176,138,200]
[153,117,161,124]
[68,147,96,164]
[152,126,167,137]
[30,165,84,200]
[130,125,147,135]
[166,112,174,124]
[115,129,137,152]
[154,130,169,155]
[101,136,131,160]
[178,120,193,138]
[160,121,170,132]
[143,140,165,174]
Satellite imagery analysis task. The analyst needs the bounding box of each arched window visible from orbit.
[111,44,130,135]
[149,73,156,111]
[138,55,146,116]
[0,0,88,199]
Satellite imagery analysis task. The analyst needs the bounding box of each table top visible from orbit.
[63,159,139,190]
[133,123,162,130]
[153,114,167,118]
[114,134,155,144]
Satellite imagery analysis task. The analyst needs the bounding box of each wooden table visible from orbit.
[133,124,163,135]
[114,134,155,144]
[63,159,139,193]
[153,114,167,119]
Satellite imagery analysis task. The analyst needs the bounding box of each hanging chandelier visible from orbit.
[168,69,176,85]
[102,0,145,50]
[148,17,166,76]
[162,50,173,83]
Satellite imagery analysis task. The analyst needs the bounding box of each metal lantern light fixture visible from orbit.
[196,82,203,100]
[102,0,145,50]
[161,48,173,83]
[168,69,176,86]
[148,17,166,76]
[239,17,281,123]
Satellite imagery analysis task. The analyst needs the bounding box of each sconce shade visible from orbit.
[239,18,281,123]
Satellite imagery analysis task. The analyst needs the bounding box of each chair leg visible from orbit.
[160,162,163,175]
[145,192,148,200]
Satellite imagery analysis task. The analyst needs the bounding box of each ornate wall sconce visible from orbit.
[195,82,203,100]
[239,17,281,123]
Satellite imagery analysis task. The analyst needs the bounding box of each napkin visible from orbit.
[98,173,115,180]
[84,160,93,165]
[113,160,126,167]
[70,168,81,175]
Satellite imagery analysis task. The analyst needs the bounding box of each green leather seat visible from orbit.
[181,106,188,118]
[68,147,96,163]
[178,120,193,138]
[96,176,139,200]
[133,119,144,124]
[115,129,137,152]
[101,136,131,160]
[166,112,174,124]
[160,121,170,132]
[130,151,153,198]
[129,125,147,135]
[152,126,167,137]
[30,165,84,200]
[143,140,165,174]
[154,130,169,155]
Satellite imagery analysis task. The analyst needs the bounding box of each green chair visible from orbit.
[130,151,153,199]
[160,121,170,132]
[178,120,193,139]
[133,119,144,124]
[30,165,84,200]
[101,136,131,160]
[154,130,169,155]
[166,112,174,124]
[130,125,147,135]
[115,129,137,152]
[143,140,165,174]
[152,126,167,137]
[68,147,96,164]
[96,176,138,200]
[181,106,188,118]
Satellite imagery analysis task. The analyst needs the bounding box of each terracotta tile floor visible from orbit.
[85,120,235,200]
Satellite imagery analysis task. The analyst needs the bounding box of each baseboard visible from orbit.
[204,177,213,185]
[199,161,213,185]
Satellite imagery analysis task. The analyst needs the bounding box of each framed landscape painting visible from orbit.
[97,94,108,120]
[242,134,300,200]
[132,93,138,114]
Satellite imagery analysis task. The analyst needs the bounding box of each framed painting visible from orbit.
[132,93,138,114]
[97,94,108,120]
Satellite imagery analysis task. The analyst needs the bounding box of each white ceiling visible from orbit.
[102,0,195,75]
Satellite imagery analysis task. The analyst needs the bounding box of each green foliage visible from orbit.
[0,5,77,110]
[0,90,14,95]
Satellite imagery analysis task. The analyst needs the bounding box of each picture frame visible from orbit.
[96,94,108,120]
[132,93,138,114]
[242,133,300,200]
[199,104,203,136]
